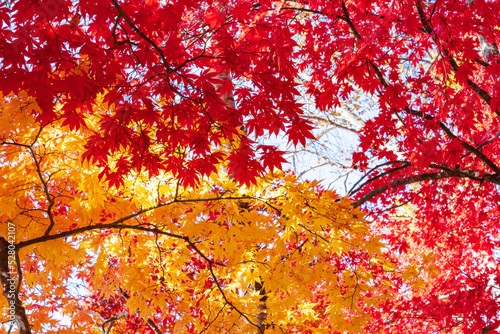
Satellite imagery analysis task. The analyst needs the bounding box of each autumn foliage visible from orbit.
[0,91,388,333]
[1,0,500,333]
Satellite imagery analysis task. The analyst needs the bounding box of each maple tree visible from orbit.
[284,0,500,332]
[2,0,500,333]
[0,90,390,333]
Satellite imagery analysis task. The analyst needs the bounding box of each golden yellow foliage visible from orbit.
[1,92,391,333]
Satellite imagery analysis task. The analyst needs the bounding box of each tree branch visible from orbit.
[17,195,261,249]
[116,224,226,267]
[339,2,500,176]
[117,289,163,334]
[110,0,172,74]
[405,106,500,175]
[352,169,500,207]
[28,146,56,237]
[415,0,499,117]
[207,263,263,333]
[348,162,410,196]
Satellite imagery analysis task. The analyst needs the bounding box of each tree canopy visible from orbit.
[1,0,500,333]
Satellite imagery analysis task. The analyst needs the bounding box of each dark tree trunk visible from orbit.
[0,237,31,334]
